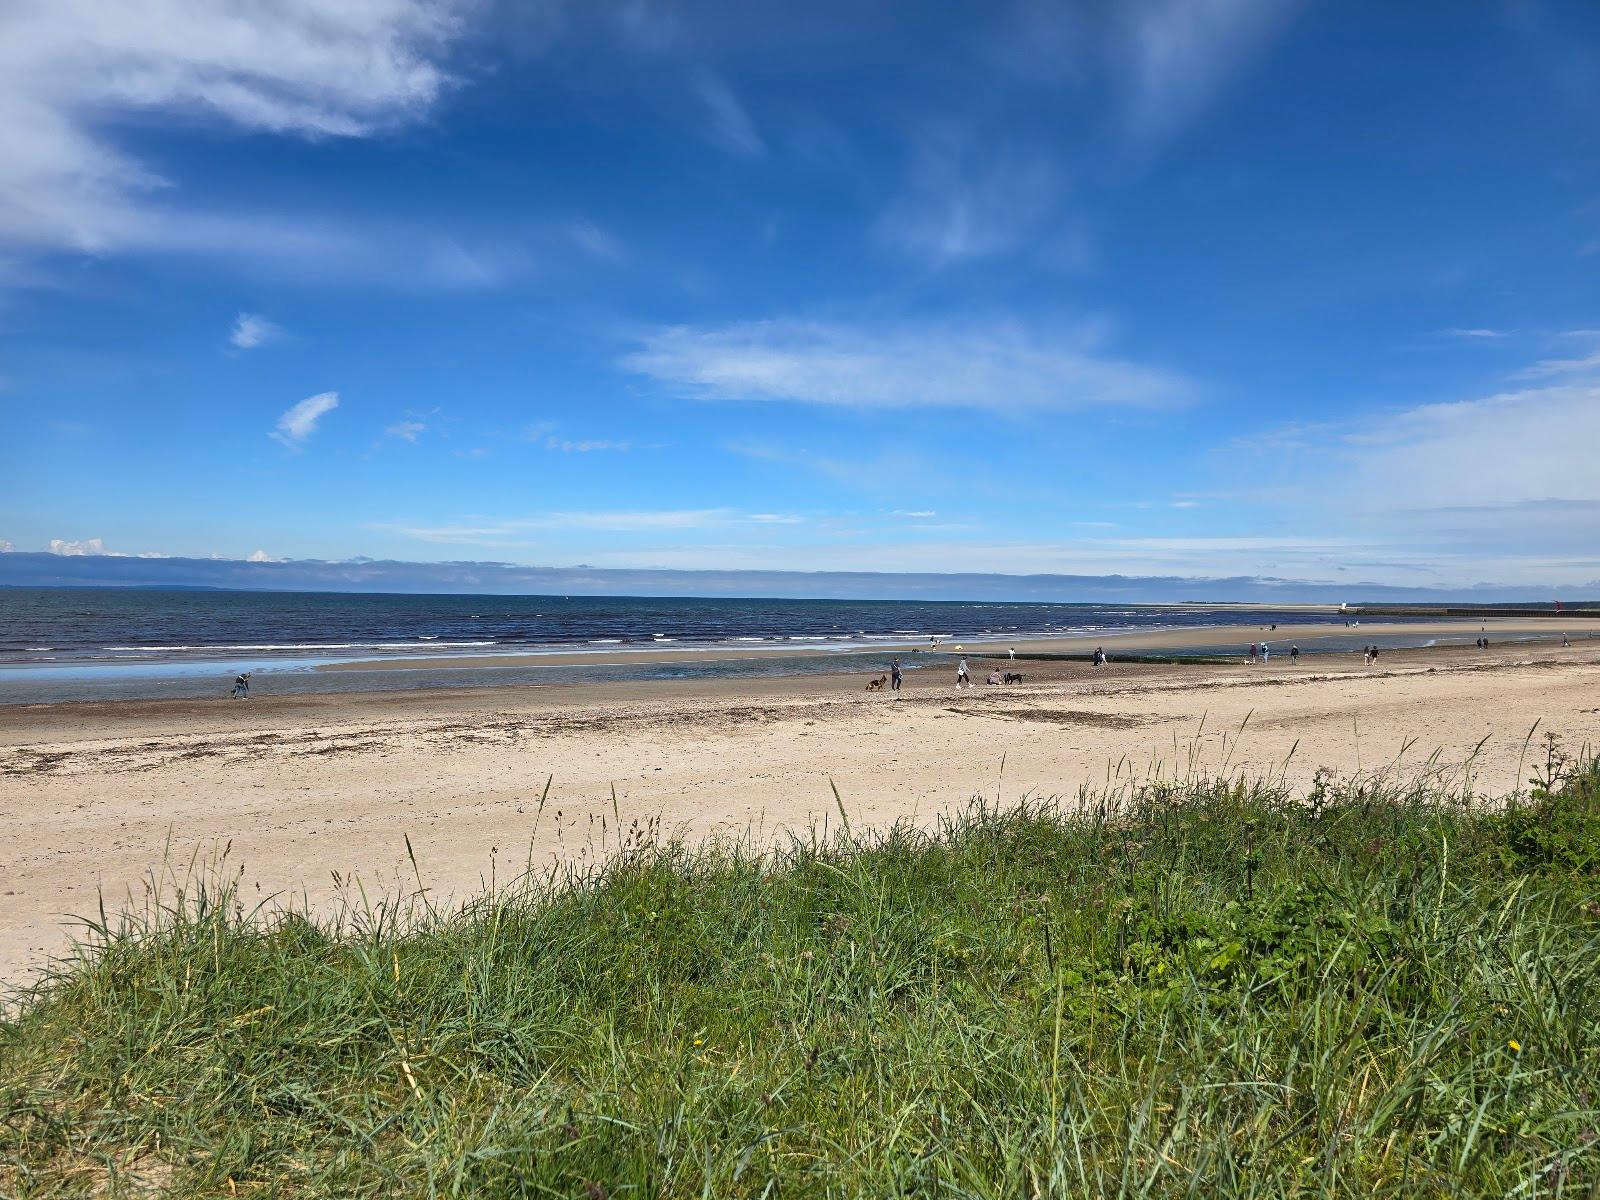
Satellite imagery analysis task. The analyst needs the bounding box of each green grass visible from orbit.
[4,753,1600,1197]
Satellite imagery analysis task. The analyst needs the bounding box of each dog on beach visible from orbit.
[866,675,888,691]
[1003,672,1024,684]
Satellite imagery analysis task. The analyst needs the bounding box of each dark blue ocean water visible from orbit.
[0,588,1347,665]
[0,587,1447,703]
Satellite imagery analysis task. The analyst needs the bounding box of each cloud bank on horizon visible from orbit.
[4,1,1600,591]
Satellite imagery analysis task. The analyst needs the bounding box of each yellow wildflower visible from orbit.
[1508,1040,1521,1053]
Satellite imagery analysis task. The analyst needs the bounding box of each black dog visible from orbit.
[1003,671,1024,684]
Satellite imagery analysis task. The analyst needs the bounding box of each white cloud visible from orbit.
[387,418,427,442]
[246,549,278,562]
[1517,349,1600,378]
[893,510,938,519]
[624,319,1192,413]
[272,390,339,446]
[229,311,281,349]
[48,537,105,556]
[1226,371,1600,584]
[0,539,13,552]
[1343,384,1600,513]
[0,0,468,256]
[690,70,764,157]
[1441,327,1509,339]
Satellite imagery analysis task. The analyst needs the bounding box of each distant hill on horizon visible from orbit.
[0,551,1589,607]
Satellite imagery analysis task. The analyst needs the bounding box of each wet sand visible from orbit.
[3,625,1598,988]
[307,617,1580,673]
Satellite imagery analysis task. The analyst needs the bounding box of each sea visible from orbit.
[0,587,1449,704]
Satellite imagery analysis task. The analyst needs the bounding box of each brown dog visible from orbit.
[865,675,888,691]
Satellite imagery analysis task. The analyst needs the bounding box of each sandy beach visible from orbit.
[3,618,1598,987]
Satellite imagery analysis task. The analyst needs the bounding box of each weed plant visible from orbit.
[3,753,1599,1196]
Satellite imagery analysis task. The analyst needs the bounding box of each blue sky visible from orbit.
[4,0,1600,591]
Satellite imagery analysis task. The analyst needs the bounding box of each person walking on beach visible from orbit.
[1290,645,1299,664]
[1092,646,1106,667]
[1261,642,1271,663]
[1009,646,1015,660]
[1363,646,1372,666]
[890,658,902,693]
[230,672,251,699]
[956,657,971,688]
[1248,642,1258,663]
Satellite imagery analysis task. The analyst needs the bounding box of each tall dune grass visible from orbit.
[3,753,1599,1197]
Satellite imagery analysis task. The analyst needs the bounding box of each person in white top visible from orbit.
[956,657,970,688]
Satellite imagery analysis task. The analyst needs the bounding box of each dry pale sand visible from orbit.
[2,622,1598,987]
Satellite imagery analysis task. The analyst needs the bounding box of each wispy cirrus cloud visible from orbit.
[1441,327,1510,339]
[229,312,282,350]
[691,69,765,157]
[386,419,427,443]
[133,212,530,290]
[568,218,626,263]
[891,0,1297,273]
[1114,0,1301,146]
[1516,348,1600,378]
[0,0,470,261]
[875,133,1067,266]
[991,0,1298,149]
[377,508,801,546]
[545,437,632,453]
[272,390,339,447]
[626,318,1192,413]
[524,421,636,452]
